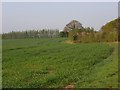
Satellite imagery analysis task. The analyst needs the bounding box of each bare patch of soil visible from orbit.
[65,84,74,90]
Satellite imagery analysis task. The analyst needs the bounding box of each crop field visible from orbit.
[2,38,118,88]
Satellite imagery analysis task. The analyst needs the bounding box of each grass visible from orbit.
[2,38,118,88]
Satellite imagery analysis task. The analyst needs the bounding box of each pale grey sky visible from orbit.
[0,3,2,34]
[2,2,118,33]
[1,0,119,2]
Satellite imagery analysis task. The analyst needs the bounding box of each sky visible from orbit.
[1,0,119,2]
[0,2,2,34]
[2,2,118,33]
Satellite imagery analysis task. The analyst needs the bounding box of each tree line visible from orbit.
[60,27,118,43]
[2,29,60,39]
[2,18,119,42]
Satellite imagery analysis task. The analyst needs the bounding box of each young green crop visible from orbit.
[2,38,118,88]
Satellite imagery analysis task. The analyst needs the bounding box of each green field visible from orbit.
[2,38,118,88]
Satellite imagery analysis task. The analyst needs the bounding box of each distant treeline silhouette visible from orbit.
[2,29,60,39]
[2,18,120,43]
